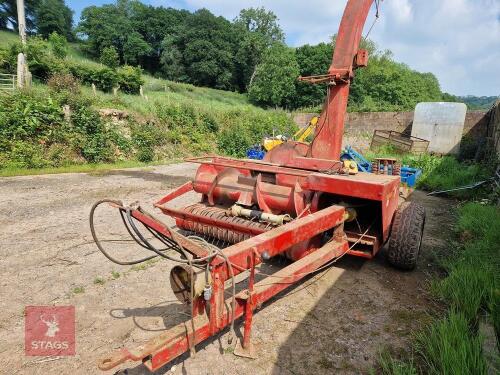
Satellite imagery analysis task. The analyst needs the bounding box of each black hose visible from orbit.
[124,208,218,264]
[90,199,238,347]
[89,199,158,265]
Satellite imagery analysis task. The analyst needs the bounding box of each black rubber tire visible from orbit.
[387,201,426,270]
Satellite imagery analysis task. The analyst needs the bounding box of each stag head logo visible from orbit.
[25,306,75,356]
[40,314,60,337]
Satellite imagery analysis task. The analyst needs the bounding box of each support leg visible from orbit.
[234,251,257,359]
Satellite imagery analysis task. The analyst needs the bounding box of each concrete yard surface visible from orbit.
[0,163,455,374]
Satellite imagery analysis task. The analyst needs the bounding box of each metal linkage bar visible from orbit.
[187,156,314,177]
[212,204,346,273]
[97,238,348,371]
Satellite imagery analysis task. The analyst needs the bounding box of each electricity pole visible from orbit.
[16,0,30,88]
[16,0,27,46]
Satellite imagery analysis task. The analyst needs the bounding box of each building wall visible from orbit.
[293,110,490,152]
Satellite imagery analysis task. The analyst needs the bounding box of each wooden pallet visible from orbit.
[370,130,429,154]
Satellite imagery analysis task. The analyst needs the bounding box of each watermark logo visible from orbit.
[25,306,75,356]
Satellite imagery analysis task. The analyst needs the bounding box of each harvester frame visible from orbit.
[93,0,426,371]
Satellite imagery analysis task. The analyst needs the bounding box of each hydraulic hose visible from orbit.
[90,199,159,265]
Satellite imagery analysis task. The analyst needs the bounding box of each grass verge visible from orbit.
[380,202,499,374]
[414,311,488,374]
[366,146,494,199]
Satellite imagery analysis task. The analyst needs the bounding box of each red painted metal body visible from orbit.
[97,0,405,371]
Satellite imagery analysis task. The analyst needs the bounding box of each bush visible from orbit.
[90,66,118,92]
[25,37,57,80]
[7,142,49,169]
[1,35,144,95]
[366,149,494,199]
[0,46,13,73]
[67,61,120,92]
[0,90,134,168]
[70,104,115,162]
[47,73,81,94]
[131,121,165,162]
[48,32,68,59]
[117,65,144,94]
[67,61,95,84]
[217,122,253,157]
[100,46,120,68]
[0,91,65,143]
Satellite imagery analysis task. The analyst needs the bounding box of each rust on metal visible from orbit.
[92,1,412,372]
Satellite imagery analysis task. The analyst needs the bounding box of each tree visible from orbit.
[234,7,284,43]
[441,92,458,102]
[160,35,186,81]
[289,36,444,112]
[78,3,136,64]
[100,46,119,68]
[0,0,39,32]
[35,0,73,40]
[48,31,67,58]
[167,9,238,90]
[78,1,188,72]
[127,2,189,71]
[294,42,333,108]
[349,52,443,112]
[248,43,300,108]
[123,31,151,66]
[234,7,284,91]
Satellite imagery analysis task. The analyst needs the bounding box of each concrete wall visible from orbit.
[293,109,490,152]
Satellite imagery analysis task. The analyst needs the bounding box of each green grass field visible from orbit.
[0,30,20,45]
[1,29,254,113]
[87,77,254,115]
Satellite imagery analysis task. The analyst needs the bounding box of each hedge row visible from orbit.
[0,36,143,94]
[0,88,296,169]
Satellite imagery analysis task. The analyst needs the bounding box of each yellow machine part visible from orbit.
[343,159,358,174]
[263,138,285,152]
[293,116,318,142]
[263,116,319,152]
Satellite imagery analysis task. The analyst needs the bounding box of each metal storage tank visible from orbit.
[411,102,467,154]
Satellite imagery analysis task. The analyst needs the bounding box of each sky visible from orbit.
[67,0,500,96]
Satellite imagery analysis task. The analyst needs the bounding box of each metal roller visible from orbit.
[176,203,271,244]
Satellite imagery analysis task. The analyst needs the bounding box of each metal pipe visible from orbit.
[228,205,291,226]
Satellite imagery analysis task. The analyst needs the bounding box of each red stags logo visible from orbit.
[25,306,75,356]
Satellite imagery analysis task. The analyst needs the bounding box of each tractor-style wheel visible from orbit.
[387,201,425,270]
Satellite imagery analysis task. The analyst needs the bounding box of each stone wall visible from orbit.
[486,101,500,158]
[293,109,490,152]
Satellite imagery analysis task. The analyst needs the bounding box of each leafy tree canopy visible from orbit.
[234,7,284,45]
[0,0,452,111]
[233,7,284,91]
[78,0,187,71]
[292,36,444,112]
[35,0,73,40]
[248,42,300,108]
[0,0,39,32]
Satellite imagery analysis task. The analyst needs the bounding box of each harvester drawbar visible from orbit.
[90,0,426,371]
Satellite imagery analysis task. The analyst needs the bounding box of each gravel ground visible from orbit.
[0,163,455,374]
